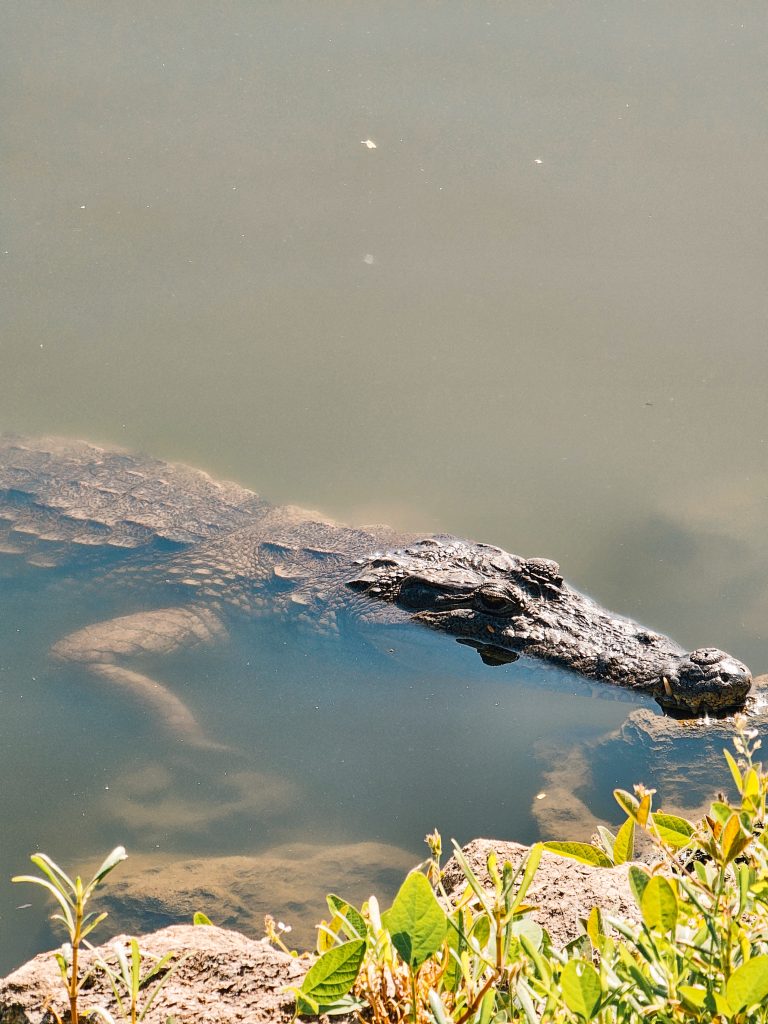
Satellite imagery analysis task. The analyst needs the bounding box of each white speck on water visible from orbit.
[534,158,543,164]
[361,139,377,149]
[363,254,375,264]
[80,205,86,209]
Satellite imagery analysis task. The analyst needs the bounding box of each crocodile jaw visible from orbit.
[657,648,752,715]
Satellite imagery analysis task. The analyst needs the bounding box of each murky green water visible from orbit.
[2,2,767,973]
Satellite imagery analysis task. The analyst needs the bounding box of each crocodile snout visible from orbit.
[657,647,752,716]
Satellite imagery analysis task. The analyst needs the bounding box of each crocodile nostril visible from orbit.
[689,647,726,667]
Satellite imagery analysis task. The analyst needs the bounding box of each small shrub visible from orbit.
[268,715,768,1023]
[13,846,127,1024]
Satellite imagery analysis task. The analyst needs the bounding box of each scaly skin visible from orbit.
[0,437,752,745]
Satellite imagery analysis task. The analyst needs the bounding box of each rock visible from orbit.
[441,838,640,949]
[0,924,326,1024]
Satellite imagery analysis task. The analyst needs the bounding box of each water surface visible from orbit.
[2,1,767,972]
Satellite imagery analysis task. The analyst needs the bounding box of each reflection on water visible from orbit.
[2,0,767,975]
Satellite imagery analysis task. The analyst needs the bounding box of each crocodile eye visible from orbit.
[474,588,524,616]
[397,578,440,611]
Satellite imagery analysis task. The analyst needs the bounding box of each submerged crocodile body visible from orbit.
[0,437,752,745]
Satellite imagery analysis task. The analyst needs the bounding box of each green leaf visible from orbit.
[709,801,733,824]
[596,827,616,859]
[613,789,640,821]
[470,914,491,950]
[448,841,494,916]
[613,819,635,864]
[193,912,213,926]
[292,987,319,1016]
[678,985,707,1011]
[29,853,76,898]
[88,846,128,890]
[640,876,677,933]
[541,842,613,868]
[300,939,366,1004]
[738,864,751,918]
[651,813,694,849]
[586,906,603,950]
[508,843,542,914]
[560,959,602,1020]
[80,910,108,940]
[723,748,743,794]
[722,813,752,864]
[726,955,768,1013]
[12,876,76,932]
[428,989,452,1024]
[326,895,366,940]
[510,918,543,951]
[628,865,650,908]
[382,872,447,969]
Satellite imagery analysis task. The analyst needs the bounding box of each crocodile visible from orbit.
[0,437,752,746]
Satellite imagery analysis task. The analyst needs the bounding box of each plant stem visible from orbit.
[69,900,83,1024]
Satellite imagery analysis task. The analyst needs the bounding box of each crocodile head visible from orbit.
[346,537,751,716]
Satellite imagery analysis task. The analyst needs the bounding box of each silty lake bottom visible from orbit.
[0,571,750,974]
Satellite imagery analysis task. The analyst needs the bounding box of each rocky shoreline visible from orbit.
[0,838,641,1024]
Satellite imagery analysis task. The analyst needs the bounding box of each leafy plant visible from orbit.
[13,846,127,1024]
[90,937,180,1024]
[266,714,768,1023]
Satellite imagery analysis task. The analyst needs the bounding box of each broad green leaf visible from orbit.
[511,917,543,951]
[541,842,612,868]
[382,872,447,968]
[613,819,635,864]
[596,827,616,859]
[470,914,491,950]
[641,876,677,933]
[723,748,743,794]
[300,939,365,1004]
[326,894,366,939]
[651,813,694,849]
[726,955,768,1013]
[628,865,650,909]
[743,767,759,799]
[678,985,707,1011]
[193,912,213,926]
[637,792,651,828]
[613,790,640,820]
[721,813,751,864]
[292,987,319,1016]
[586,906,603,949]
[560,960,602,1020]
[712,990,733,1017]
[709,801,733,824]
